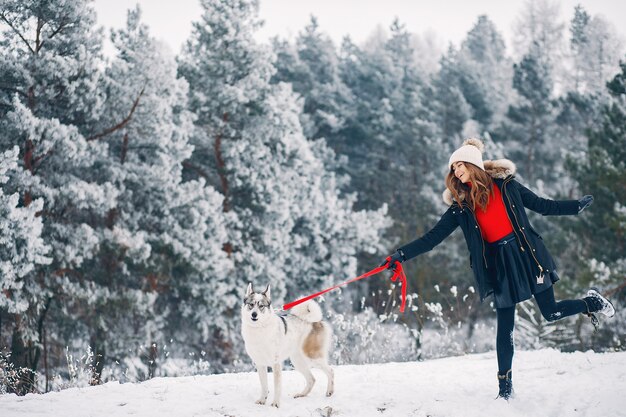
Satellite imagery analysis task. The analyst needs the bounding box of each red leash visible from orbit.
[282,257,408,313]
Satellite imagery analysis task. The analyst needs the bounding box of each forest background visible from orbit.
[0,0,625,395]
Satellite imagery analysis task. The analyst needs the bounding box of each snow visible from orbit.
[2,349,625,417]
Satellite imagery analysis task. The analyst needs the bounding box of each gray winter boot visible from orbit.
[583,287,615,318]
[496,370,513,401]
[582,287,615,331]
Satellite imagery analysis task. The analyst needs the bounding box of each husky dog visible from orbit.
[241,283,334,408]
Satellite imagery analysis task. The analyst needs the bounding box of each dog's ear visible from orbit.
[246,282,254,297]
[262,283,271,300]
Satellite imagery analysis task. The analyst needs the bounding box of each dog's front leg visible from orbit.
[270,363,282,408]
[255,366,269,405]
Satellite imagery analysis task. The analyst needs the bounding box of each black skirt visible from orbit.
[486,233,559,308]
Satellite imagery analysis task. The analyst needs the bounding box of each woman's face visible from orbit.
[451,161,470,183]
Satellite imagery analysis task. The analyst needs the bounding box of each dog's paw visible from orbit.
[255,398,267,405]
[326,390,334,397]
[271,401,280,408]
[293,393,307,399]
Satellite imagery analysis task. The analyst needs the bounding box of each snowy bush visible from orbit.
[0,352,27,395]
[515,300,578,351]
[328,305,418,365]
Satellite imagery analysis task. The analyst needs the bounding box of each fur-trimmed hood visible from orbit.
[442,159,516,206]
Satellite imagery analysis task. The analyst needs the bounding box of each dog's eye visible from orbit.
[259,305,265,311]
[246,303,254,310]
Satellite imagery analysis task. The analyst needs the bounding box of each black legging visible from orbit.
[496,286,587,373]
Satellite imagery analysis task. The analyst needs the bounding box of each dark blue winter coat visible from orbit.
[398,159,580,302]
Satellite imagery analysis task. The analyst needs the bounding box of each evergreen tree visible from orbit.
[0,147,50,393]
[272,16,353,141]
[570,61,626,266]
[178,0,389,366]
[504,53,556,183]
[568,6,623,95]
[512,0,565,71]
[0,146,50,318]
[562,61,626,348]
[73,6,230,380]
[428,45,471,140]
[457,15,513,131]
[0,0,112,392]
[333,21,446,215]
[337,22,469,320]
[569,5,591,93]
[0,0,105,128]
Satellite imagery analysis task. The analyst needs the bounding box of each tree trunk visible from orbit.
[148,342,157,379]
[9,322,36,395]
[90,329,106,385]
[214,113,230,213]
[43,326,49,393]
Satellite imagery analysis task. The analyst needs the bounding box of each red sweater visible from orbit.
[469,183,514,243]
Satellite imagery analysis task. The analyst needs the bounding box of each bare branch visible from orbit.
[0,12,35,54]
[32,149,54,174]
[120,132,129,164]
[34,16,42,52]
[0,84,28,98]
[86,86,145,141]
[182,160,210,179]
[606,280,626,297]
[37,15,69,52]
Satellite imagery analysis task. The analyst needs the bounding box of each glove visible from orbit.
[578,195,594,213]
[380,249,406,270]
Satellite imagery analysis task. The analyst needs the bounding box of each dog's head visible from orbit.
[241,283,273,326]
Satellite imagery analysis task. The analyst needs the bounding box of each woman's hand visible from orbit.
[380,250,406,270]
[578,195,594,213]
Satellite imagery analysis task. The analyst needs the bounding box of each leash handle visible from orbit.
[282,258,408,313]
[389,259,408,313]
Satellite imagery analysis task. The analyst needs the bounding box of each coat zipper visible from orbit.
[501,177,545,282]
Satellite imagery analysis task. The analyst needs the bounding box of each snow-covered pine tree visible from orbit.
[178,0,389,368]
[568,61,626,301]
[507,1,568,187]
[382,18,447,233]
[512,0,565,87]
[457,15,514,132]
[503,53,556,184]
[515,300,577,350]
[569,5,592,93]
[428,45,472,140]
[333,20,448,217]
[74,6,231,380]
[334,35,397,210]
[0,0,105,128]
[0,0,114,393]
[567,5,624,95]
[236,82,390,298]
[271,16,354,142]
[0,146,51,324]
[0,147,50,394]
[177,0,277,365]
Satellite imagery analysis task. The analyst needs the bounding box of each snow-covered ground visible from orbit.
[2,349,625,417]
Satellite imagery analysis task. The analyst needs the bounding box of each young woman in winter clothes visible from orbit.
[383,138,615,400]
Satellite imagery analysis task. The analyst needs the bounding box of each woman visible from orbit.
[383,138,615,400]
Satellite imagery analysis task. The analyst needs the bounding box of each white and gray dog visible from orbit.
[241,283,334,408]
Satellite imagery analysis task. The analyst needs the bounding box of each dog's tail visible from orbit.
[290,300,323,322]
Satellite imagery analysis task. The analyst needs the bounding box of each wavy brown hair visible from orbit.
[445,162,494,211]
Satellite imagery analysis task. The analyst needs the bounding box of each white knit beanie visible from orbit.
[448,138,485,170]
